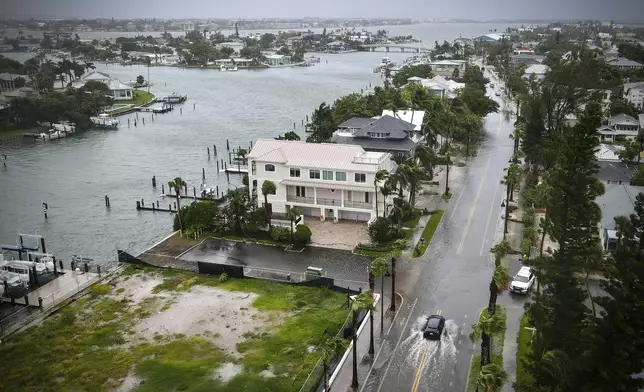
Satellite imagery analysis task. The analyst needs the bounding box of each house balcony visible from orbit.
[286,195,314,204]
[286,194,372,210]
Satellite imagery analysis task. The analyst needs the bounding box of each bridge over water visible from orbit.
[361,43,432,53]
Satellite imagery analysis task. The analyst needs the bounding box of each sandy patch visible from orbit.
[133,285,264,357]
[115,274,165,303]
[212,362,243,382]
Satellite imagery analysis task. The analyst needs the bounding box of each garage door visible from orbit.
[341,211,370,222]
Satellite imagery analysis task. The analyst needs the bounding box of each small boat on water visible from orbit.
[91,114,119,129]
[220,64,238,72]
[138,102,173,114]
[306,56,321,63]
[34,129,67,141]
[157,93,187,104]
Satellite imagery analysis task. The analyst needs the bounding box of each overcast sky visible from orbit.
[2,0,643,21]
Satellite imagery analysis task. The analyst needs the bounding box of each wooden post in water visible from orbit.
[293,122,296,130]
[136,201,141,210]
[217,161,220,172]
[136,112,139,120]
[193,103,196,110]
[213,144,217,155]
[141,199,144,206]
[162,184,165,194]
[226,139,230,150]
[128,118,130,128]
[193,187,196,198]
[302,119,304,126]
[306,114,309,122]
[152,176,156,187]
[207,147,210,157]
[180,108,182,114]
[156,201,159,208]
[202,167,205,180]
[216,185,219,197]
[183,183,188,195]
[142,118,145,125]
[105,195,110,208]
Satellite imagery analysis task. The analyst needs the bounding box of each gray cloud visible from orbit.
[1,0,643,21]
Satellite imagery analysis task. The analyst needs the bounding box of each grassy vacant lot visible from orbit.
[413,210,445,258]
[516,313,535,388]
[0,266,349,392]
[466,306,507,392]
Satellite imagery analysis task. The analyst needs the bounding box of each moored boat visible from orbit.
[91,114,119,129]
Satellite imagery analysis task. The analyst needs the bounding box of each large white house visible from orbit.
[248,140,396,223]
[72,71,134,101]
[624,82,644,110]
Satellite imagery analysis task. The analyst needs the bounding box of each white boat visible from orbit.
[7,260,47,275]
[91,114,119,129]
[51,122,76,133]
[220,64,227,72]
[229,65,238,72]
[36,129,66,141]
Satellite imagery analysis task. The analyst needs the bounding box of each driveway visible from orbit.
[305,219,371,250]
[179,238,371,289]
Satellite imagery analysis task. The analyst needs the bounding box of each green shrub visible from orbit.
[218,272,229,282]
[270,226,290,243]
[294,224,312,245]
[173,201,217,231]
[368,217,402,243]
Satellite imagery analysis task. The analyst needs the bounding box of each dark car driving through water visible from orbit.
[423,315,445,340]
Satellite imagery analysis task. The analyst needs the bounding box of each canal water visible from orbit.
[0,23,512,265]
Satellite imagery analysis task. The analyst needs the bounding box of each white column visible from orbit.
[313,187,317,205]
[341,190,345,207]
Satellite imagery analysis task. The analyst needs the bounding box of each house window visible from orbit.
[336,172,347,181]
[309,169,320,179]
[355,173,366,183]
[296,186,306,197]
[265,164,275,172]
[368,132,388,138]
[251,161,256,175]
[323,170,334,180]
[290,168,300,178]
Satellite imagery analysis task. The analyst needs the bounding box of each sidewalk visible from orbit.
[329,291,400,392]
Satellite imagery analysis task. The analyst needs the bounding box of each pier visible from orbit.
[362,43,431,53]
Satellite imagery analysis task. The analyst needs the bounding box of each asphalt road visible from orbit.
[358,78,521,392]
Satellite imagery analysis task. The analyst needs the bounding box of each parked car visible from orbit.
[423,315,445,340]
[511,266,535,294]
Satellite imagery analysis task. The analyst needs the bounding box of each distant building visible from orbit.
[473,34,504,43]
[607,57,644,70]
[263,54,291,66]
[0,73,31,89]
[326,41,348,52]
[623,82,644,110]
[597,184,644,250]
[522,64,550,80]
[72,71,133,101]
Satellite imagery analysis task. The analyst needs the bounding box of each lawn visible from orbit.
[516,313,535,388]
[0,266,350,392]
[412,210,445,258]
[466,306,508,392]
[402,209,423,229]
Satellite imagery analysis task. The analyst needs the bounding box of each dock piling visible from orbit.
[217,161,220,172]
[250,140,253,148]
[202,167,205,179]
[136,201,141,210]
[306,114,309,122]
[193,187,196,198]
[157,200,159,208]
[214,144,217,155]
[193,103,196,110]
[59,260,63,270]
[152,176,157,188]
[169,204,172,210]
[180,108,182,114]
[136,113,139,120]
[293,122,296,130]
[38,297,43,312]
[162,184,165,194]
[105,195,110,208]
[141,199,144,207]
[207,147,210,157]
[183,183,188,194]
[97,265,101,277]
[71,260,76,271]
[226,139,230,150]
[216,185,219,197]
[142,118,145,125]
[84,263,89,273]
[174,202,177,209]
[128,118,130,128]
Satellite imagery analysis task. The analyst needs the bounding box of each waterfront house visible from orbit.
[264,54,291,67]
[596,184,644,250]
[510,54,545,67]
[73,71,134,101]
[473,34,504,43]
[623,82,644,110]
[248,139,396,223]
[428,59,466,74]
[326,41,348,53]
[407,75,464,99]
[453,37,474,47]
[216,42,245,55]
[332,114,423,157]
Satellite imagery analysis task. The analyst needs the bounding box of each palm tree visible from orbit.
[261,180,276,231]
[470,311,505,368]
[288,206,300,245]
[413,144,436,180]
[380,181,396,217]
[374,169,389,218]
[477,363,508,392]
[371,257,389,332]
[389,239,408,312]
[168,177,187,231]
[321,336,348,392]
[504,162,522,202]
[487,265,510,315]
[350,291,375,387]
[397,162,424,209]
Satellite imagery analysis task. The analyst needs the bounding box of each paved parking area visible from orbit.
[305,219,371,250]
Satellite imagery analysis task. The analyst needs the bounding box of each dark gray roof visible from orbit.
[338,117,374,129]
[596,161,635,183]
[355,115,415,139]
[596,184,644,230]
[332,135,416,153]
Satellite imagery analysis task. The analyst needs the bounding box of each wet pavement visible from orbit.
[179,238,371,289]
[351,79,519,392]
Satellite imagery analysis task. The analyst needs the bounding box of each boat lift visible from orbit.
[0,233,48,260]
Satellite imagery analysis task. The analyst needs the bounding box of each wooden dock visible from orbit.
[163,194,226,202]
[221,167,248,174]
